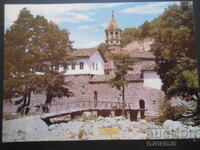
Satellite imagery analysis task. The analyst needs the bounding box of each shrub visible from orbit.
[158,98,187,122]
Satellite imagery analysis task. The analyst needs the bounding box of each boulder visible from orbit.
[97,116,104,121]
[114,116,125,121]
[130,122,138,128]
[163,120,184,131]
[188,125,200,131]
[48,124,58,131]
[82,112,92,120]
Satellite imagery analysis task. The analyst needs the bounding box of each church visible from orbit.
[61,12,163,117]
[65,12,162,91]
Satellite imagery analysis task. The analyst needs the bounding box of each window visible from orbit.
[81,85,86,95]
[153,100,156,105]
[71,63,75,70]
[96,63,98,71]
[80,62,84,70]
[93,62,95,70]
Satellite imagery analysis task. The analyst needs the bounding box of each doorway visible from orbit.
[139,99,145,119]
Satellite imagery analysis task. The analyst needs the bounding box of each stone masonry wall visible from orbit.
[4,75,164,117]
[62,75,164,117]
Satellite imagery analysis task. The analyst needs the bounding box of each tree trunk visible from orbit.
[43,87,54,113]
[16,88,31,115]
[122,74,125,116]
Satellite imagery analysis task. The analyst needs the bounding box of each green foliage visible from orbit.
[121,21,154,46]
[138,21,151,37]
[121,28,137,46]
[98,43,107,60]
[109,53,135,89]
[109,53,135,115]
[4,8,74,114]
[151,2,198,100]
[158,98,187,121]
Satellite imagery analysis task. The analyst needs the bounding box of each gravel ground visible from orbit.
[2,112,200,142]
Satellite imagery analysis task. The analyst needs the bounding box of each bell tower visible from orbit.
[105,11,122,51]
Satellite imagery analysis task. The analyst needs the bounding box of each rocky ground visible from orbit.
[3,112,200,142]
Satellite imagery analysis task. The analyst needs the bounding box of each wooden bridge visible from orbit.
[40,101,147,125]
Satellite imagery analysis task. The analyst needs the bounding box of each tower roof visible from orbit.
[107,11,120,30]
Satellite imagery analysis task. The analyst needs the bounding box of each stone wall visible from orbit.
[3,75,164,117]
[63,75,164,117]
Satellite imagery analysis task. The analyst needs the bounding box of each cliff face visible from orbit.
[122,37,154,52]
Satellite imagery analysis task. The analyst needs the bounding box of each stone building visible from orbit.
[56,12,163,117]
[105,11,122,51]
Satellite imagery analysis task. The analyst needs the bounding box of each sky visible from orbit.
[5,1,180,49]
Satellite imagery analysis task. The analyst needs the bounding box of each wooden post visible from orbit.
[130,110,138,121]
[70,113,75,120]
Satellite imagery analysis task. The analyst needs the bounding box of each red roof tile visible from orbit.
[70,48,98,57]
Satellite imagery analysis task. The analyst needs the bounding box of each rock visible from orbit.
[97,116,104,121]
[130,122,138,128]
[117,120,129,131]
[101,121,111,128]
[82,112,92,120]
[188,125,200,131]
[114,116,125,121]
[138,119,147,125]
[181,121,196,126]
[163,120,184,131]
[48,124,56,131]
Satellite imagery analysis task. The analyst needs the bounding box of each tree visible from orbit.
[38,21,74,112]
[98,43,107,60]
[121,28,138,46]
[138,21,151,37]
[4,8,40,114]
[151,2,199,105]
[108,53,135,116]
[4,8,74,114]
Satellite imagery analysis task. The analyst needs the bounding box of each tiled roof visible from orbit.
[107,16,120,30]
[141,61,155,71]
[70,48,97,57]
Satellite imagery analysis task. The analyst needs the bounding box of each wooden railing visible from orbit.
[47,101,138,113]
[40,101,147,125]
